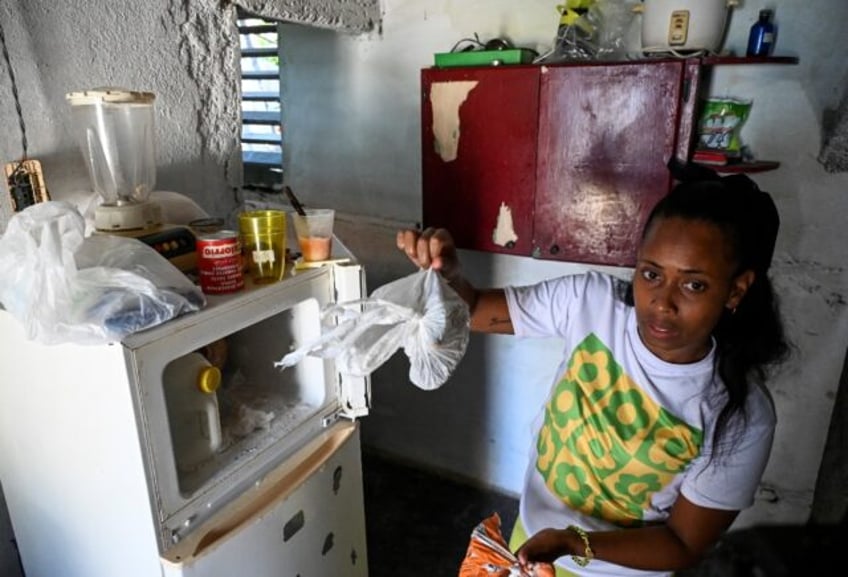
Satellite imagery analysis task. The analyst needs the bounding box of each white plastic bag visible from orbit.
[275,268,470,390]
[0,201,205,345]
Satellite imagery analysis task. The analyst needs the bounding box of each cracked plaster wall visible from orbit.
[820,93,848,173]
[239,0,379,32]
[0,0,379,230]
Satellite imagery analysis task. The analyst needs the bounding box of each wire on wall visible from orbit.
[0,17,28,162]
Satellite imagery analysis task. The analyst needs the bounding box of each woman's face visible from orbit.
[633,216,753,364]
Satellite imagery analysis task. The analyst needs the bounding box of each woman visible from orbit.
[396,168,789,576]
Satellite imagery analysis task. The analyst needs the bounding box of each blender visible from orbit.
[66,88,161,230]
[66,88,197,271]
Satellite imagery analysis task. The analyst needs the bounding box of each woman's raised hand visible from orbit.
[396,227,460,282]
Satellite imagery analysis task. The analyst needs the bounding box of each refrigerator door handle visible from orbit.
[162,421,357,564]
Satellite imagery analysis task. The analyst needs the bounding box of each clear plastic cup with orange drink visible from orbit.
[292,208,334,262]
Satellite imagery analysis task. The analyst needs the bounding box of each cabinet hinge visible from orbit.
[322,409,345,428]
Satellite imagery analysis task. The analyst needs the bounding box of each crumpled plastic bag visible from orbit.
[0,201,205,345]
[275,267,470,390]
[696,97,753,156]
[459,514,555,577]
[541,0,635,63]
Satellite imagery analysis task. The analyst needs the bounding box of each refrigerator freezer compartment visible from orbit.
[161,420,367,577]
[125,266,368,545]
[168,296,330,497]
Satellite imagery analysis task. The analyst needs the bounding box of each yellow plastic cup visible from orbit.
[238,210,286,283]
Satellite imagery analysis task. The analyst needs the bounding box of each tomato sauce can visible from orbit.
[196,230,245,294]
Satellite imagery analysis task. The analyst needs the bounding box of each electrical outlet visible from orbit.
[4,159,49,212]
[668,10,690,47]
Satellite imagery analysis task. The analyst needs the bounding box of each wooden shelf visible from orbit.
[692,57,796,176]
[701,55,799,66]
[694,160,781,174]
[431,55,800,70]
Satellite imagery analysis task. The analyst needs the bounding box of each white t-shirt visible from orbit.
[504,271,775,577]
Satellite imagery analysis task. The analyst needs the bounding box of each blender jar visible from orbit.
[66,88,161,230]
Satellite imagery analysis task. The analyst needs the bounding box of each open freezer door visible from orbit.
[331,263,371,419]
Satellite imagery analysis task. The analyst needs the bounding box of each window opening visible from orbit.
[237,9,282,188]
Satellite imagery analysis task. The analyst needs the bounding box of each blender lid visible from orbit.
[66,87,155,105]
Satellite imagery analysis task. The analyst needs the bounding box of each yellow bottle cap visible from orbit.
[197,366,222,394]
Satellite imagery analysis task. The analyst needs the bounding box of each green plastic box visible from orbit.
[433,49,536,68]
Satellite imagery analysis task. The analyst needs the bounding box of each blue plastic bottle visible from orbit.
[747,9,776,57]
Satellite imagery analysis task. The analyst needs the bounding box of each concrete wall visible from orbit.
[1,2,846,570]
[0,0,243,224]
[0,0,380,227]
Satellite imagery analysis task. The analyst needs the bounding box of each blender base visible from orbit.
[94,200,162,231]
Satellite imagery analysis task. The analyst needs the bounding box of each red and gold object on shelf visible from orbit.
[196,230,244,295]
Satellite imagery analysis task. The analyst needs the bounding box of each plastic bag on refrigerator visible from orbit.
[0,201,205,345]
[275,268,470,390]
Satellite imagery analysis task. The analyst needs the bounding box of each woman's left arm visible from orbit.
[516,495,738,571]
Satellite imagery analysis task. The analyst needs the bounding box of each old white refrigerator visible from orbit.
[0,260,371,577]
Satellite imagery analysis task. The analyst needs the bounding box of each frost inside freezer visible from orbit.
[160,297,329,496]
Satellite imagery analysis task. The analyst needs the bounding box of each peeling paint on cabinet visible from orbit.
[421,66,540,256]
[492,202,518,248]
[429,81,479,163]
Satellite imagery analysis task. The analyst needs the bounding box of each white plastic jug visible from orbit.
[163,352,223,471]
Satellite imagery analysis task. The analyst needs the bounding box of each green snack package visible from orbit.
[696,97,753,156]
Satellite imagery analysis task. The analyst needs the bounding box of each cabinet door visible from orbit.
[534,62,685,266]
[675,60,702,164]
[422,66,540,255]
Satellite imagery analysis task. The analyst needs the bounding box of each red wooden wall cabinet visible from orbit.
[421,60,693,267]
[421,66,540,256]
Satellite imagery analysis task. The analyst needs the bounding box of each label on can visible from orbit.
[197,231,244,294]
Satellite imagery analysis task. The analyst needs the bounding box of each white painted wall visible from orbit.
[281,0,848,531]
[1,4,846,569]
